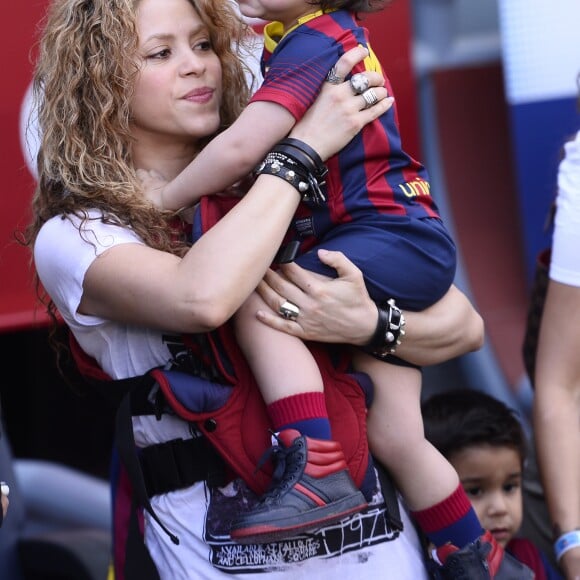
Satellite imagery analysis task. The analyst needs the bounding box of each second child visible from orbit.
[422,389,563,580]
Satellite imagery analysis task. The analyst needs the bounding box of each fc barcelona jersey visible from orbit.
[250,10,440,237]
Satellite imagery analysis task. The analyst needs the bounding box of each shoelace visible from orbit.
[254,433,305,502]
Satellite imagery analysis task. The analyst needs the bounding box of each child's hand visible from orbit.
[136,168,169,209]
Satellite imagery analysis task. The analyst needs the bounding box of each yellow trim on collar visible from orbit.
[263,10,382,76]
[263,8,331,51]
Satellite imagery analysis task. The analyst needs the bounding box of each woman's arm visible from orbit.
[81,48,393,333]
[254,249,484,366]
[533,280,580,579]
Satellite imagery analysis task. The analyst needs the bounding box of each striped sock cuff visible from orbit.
[267,392,327,430]
[411,484,473,534]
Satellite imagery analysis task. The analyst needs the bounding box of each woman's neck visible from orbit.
[132,133,200,180]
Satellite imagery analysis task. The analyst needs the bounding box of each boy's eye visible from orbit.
[464,486,483,498]
[503,481,521,493]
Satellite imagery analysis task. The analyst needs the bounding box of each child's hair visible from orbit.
[421,389,527,466]
[316,0,390,16]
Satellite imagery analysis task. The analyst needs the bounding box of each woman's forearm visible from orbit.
[178,175,302,324]
[396,285,484,366]
[255,251,483,365]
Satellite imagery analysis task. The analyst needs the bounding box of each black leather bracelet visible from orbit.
[255,152,310,197]
[276,138,328,179]
[363,298,406,359]
[255,149,327,205]
[272,139,328,205]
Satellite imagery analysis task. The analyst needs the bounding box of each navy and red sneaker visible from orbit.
[434,530,535,579]
[230,429,367,544]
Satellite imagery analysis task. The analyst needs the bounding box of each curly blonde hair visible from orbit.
[21,0,254,327]
[25,0,253,251]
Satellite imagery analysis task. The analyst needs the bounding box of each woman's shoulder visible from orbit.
[36,211,143,253]
[34,211,143,293]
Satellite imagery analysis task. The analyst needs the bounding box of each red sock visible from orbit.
[267,392,331,439]
[411,484,482,548]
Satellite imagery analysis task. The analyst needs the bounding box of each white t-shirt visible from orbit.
[34,212,429,580]
[551,130,580,287]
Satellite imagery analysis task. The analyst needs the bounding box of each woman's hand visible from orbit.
[255,250,484,366]
[289,46,394,162]
[256,249,377,345]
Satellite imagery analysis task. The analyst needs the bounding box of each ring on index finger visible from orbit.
[361,88,379,109]
[326,66,343,85]
[350,72,370,95]
[279,300,300,321]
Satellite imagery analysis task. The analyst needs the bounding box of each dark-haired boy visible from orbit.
[422,389,563,579]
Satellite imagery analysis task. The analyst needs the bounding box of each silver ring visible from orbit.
[350,72,370,95]
[326,66,343,85]
[279,300,300,321]
[361,88,379,108]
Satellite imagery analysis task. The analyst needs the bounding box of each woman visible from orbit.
[533,96,580,577]
[26,0,484,578]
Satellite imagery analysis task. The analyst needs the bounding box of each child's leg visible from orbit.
[230,291,367,543]
[235,291,323,405]
[354,350,483,550]
[235,290,331,439]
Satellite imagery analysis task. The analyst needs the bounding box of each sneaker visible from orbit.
[230,429,367,543]
[435,530,535,579]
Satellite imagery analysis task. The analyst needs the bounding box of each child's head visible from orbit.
[422,389,527,548]
[236,0,389,25]
[317,0,390,15]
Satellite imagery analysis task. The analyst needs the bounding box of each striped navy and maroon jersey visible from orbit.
[250,10,440,237]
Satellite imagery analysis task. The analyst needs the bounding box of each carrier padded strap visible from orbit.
[374,459,403,532]
[115,394,179,545]
[140,437,227,498]
[191,318,370,495]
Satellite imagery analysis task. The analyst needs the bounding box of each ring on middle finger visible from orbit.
[279,300,300,321]
[350,72,370,95]
[361,88,379,109]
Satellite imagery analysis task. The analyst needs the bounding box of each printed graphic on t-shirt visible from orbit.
[204,476,400,574]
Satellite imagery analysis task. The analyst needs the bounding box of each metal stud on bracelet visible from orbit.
[272,138,328,204]
[255,153,310,196]
[255,150,326,204]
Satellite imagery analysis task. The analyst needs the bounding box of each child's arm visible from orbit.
[156,101,296,210]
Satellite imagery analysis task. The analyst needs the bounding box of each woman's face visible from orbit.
[131,0,223,147]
